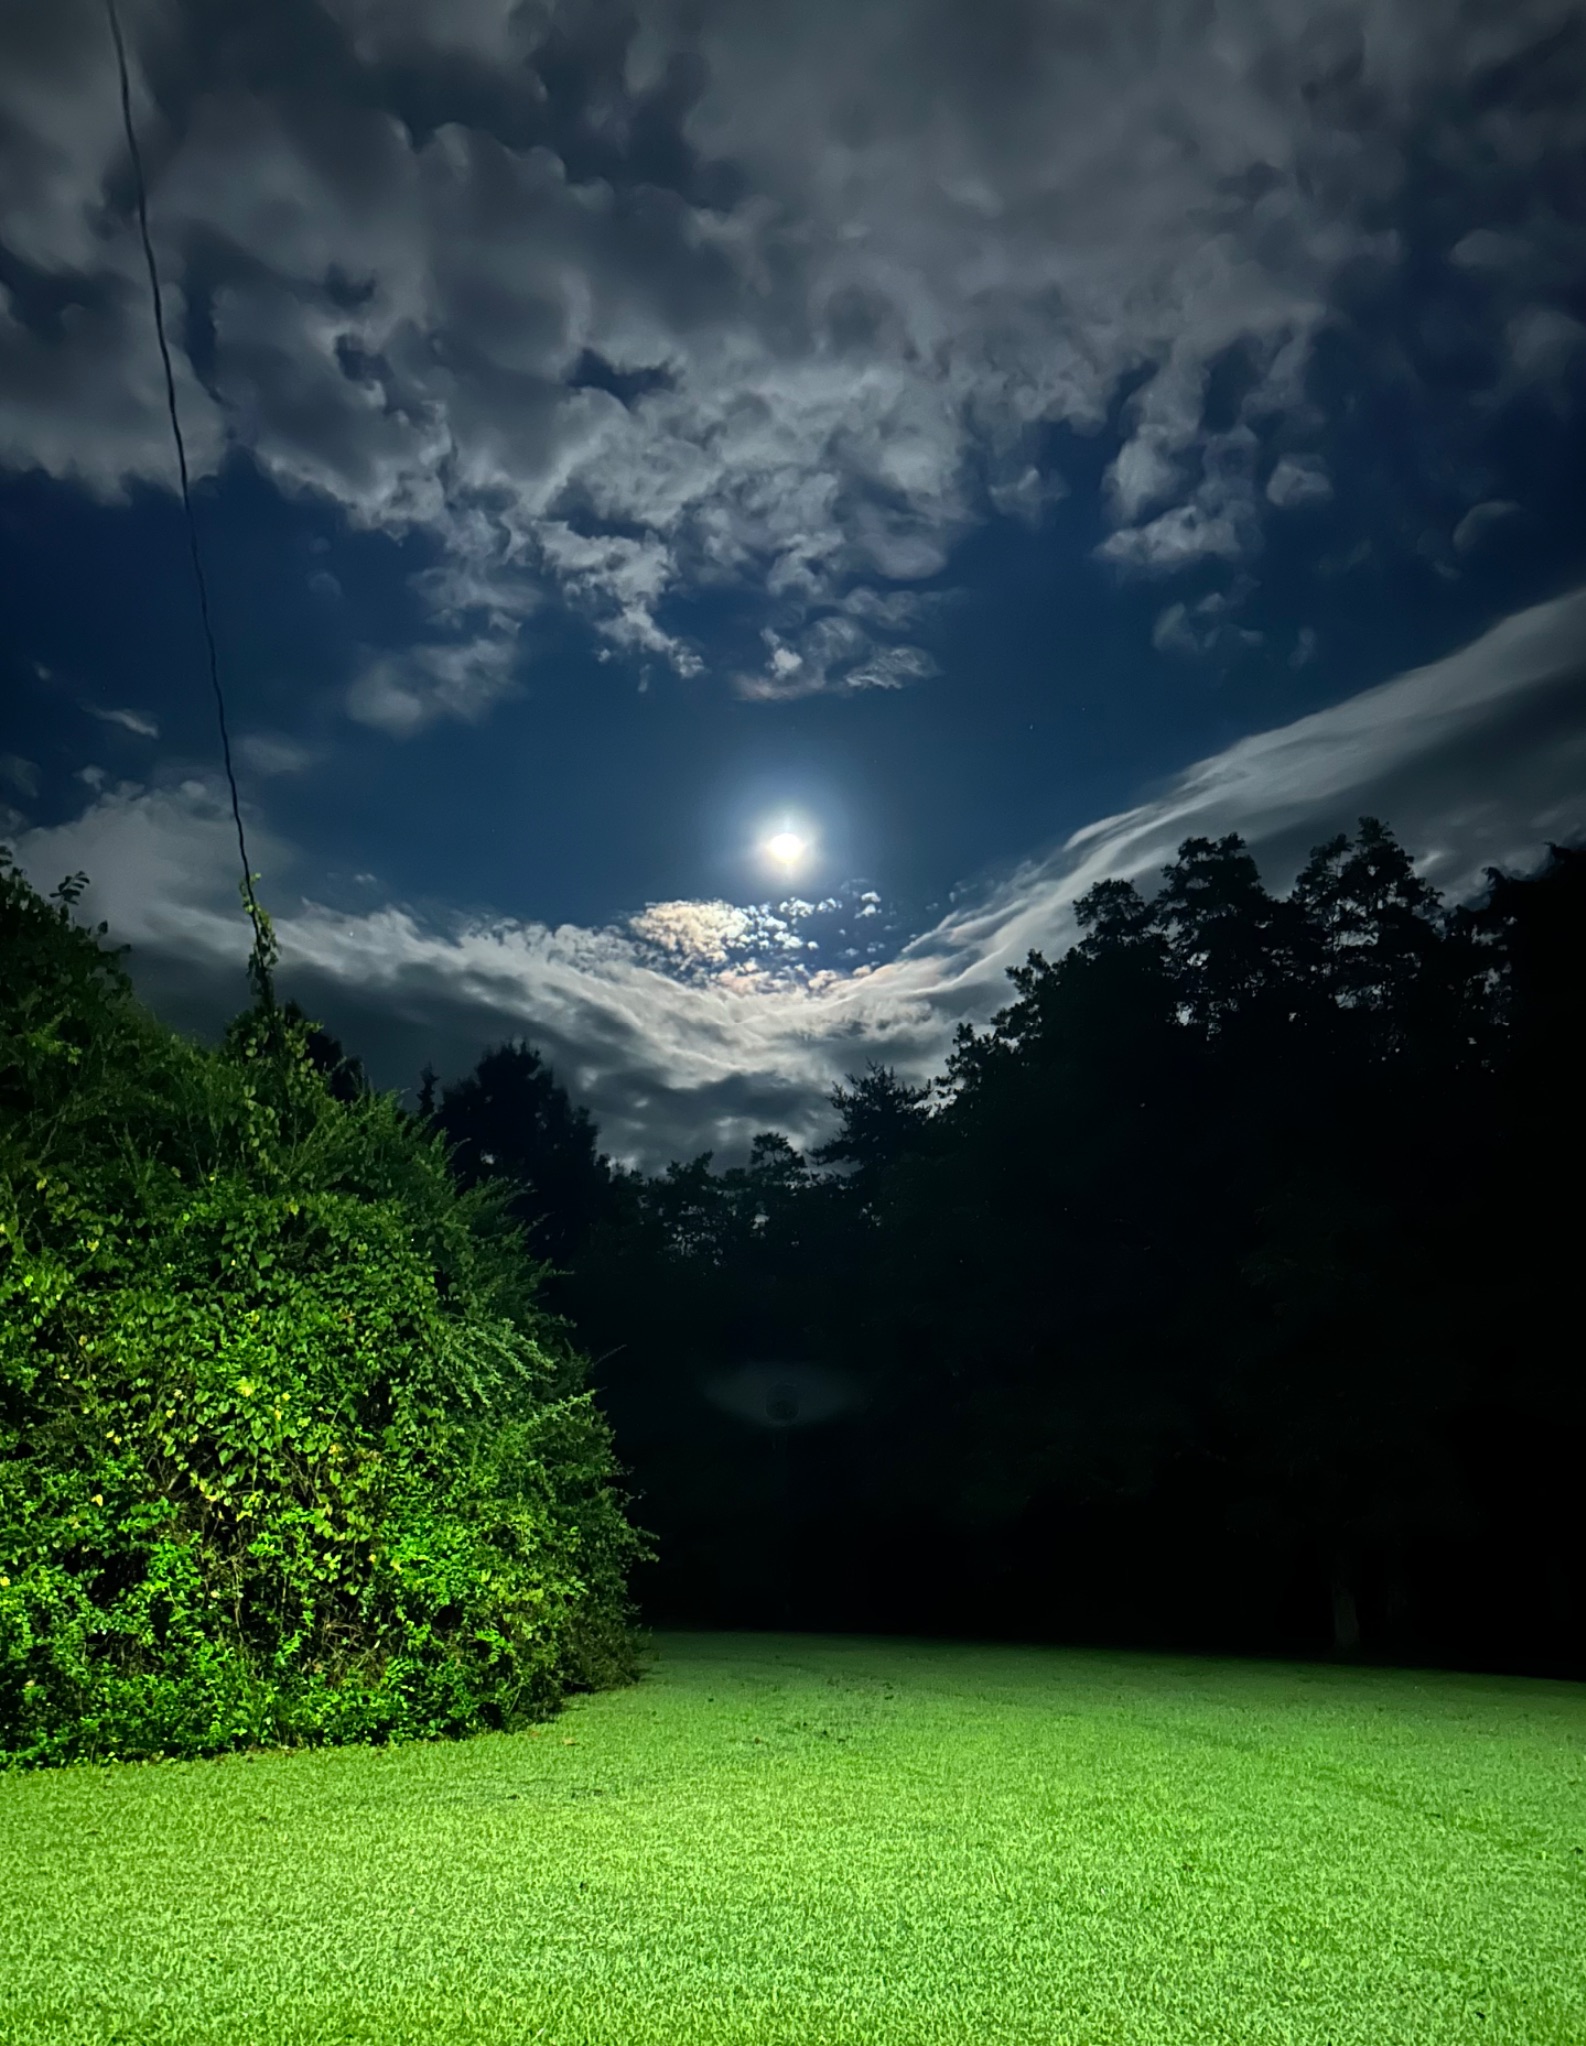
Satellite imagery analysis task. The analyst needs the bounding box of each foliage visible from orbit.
[0,847,654,1769]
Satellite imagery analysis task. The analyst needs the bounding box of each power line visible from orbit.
[104,0,274,1010]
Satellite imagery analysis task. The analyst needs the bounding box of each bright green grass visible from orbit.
[1,1631,1582,2045]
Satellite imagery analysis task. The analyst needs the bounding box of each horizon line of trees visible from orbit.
[376,818,1584,1676]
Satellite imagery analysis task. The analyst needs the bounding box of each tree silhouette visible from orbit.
[434,1040,616,1287]
[811,1062,934,1196]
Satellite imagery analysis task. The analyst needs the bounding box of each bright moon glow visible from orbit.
[764,831,808,866]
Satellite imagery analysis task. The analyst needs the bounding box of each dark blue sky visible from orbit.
[3,0,1585,1169]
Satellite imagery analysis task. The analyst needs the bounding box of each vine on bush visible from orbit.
[0,847,655,1767]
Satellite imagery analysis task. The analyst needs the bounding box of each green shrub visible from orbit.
[0,848,655,1768]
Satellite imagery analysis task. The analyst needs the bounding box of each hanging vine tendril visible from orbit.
[104,0,277,1020]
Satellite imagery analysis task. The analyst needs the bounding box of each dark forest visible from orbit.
[415,818,1586,1680]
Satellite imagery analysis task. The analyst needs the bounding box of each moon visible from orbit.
[764,830,808,868]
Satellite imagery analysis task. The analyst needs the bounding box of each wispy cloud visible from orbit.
[235,733,320,778]
[1452,499,1520,554]
[12,586,1585,1175]
[344,636,524,737]
[89,706,160,739]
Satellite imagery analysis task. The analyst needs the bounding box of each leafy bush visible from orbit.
[0,848,655,1768]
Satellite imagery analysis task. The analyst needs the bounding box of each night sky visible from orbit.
[3,0,1584,1172]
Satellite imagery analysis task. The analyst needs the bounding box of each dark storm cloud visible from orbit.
[13,585,1585,1174]
[2,0,1582,716]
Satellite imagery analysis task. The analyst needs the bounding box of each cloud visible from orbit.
[1505,305,1586,395]
[1098,500,1249,576]
[89,706,160,739]
[1152,603,1198,656]
[844,644,938,692]
[733,614,938,700]
[1152,589,1264,661]
[625,890,869,985]
[535,522,701,672]
[987,463,1068,526]
[0,755,40,800]
[1452,499,1520,553]
[235,733,321,777]
[1265,454,1333,509]
[345,633,524,734]
[13,584,1585,1176]
[1449,229,1526,276]
[1105,353,1212,527]
[1034,583,1586,908]
[2,0,1580,709]
[0,9,225,498]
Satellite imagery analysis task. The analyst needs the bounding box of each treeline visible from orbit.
[417,820,1585,1678]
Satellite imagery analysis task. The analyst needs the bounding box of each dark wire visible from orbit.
[104,0,274,1008]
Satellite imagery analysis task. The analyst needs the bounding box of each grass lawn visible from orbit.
[1,1630,1581,2045]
